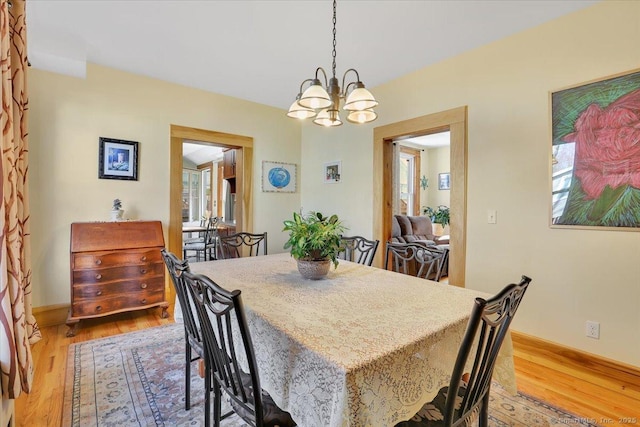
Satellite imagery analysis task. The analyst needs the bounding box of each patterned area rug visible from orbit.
[62,323,599,427]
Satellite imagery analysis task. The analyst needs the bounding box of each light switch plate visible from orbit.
[488,210,497,224]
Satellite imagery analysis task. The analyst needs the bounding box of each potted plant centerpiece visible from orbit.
[283,211,347,279]
[423,205,450,235]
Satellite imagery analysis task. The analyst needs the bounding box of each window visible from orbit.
[182,169,201,222]
[551,143,576,223]
[399,147,421,216]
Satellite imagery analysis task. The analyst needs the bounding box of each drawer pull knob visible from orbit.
[96,305,102,312]
[96,290,103,296]
[95,259,102,265]
[141,256,147,261]
[140,269,147,274]
[140,283,148,289]
[95,274,102,280]
[141,298,147,304]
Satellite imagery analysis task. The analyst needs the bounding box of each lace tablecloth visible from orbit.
[189,253,516,427]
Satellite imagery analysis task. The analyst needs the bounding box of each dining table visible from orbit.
[182,225,208,234]
[185,252,517,427]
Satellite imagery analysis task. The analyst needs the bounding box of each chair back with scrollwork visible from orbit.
[218,232,267,259]
[384,242,448,281]
[338,235,380,266]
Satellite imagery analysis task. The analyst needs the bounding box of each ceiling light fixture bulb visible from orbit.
[314,109,343,127]
[287,100,317,119]
[346,109,377,124]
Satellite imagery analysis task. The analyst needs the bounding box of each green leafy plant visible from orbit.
[112,199,122,211]
[283,211,347,268]
[422,205,450,226]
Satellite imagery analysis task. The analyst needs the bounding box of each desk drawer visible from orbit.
[72,262,164,284]
[72,277,164,300]
[73,249,161,269]
[71,289,165,317]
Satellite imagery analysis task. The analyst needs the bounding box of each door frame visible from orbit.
[169,124,254,262]
[373,106,468,286]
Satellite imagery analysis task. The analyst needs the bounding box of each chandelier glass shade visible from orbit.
[287,0,378,127]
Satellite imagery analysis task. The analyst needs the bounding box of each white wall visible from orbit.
[301,1,640,365]
[29,64,301,307]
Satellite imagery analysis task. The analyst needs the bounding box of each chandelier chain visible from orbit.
[332,0,337,79]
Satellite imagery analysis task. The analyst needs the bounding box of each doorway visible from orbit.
[373,107,468,287]
[168,125,254,276]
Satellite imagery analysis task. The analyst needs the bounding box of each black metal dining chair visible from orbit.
[182,271,296,427]
[183,217,220,261]
[218,231,267,259]
[395,275,532,427]
[384,242,448,282]
[160,249,207,412]
[338,235,380,266]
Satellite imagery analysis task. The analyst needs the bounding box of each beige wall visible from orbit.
[302,1,640,365]
[29,64,301,308]
[425,146,451,209]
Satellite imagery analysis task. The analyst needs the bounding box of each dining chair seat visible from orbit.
[231,370,297,427]
[395,382,468,426]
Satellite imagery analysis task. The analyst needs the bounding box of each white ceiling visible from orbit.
[183,142,223,166]
[26,0,599,111]
[404,131,450,149]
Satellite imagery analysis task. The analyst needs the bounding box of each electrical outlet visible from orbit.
[586,321,600,339]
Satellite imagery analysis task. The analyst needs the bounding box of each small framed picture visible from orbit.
[98,137,139,181]
[262,161,297,193]
[438,172,450,190]
[324,161,341,183]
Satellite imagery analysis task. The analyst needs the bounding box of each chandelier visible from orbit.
[287,0,378,127]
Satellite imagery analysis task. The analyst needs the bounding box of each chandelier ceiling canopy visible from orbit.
[287,0,378,127]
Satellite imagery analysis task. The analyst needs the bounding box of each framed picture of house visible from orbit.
[550,68,640,230]
[324,161,341,183]
[98,137,139,181]
[262,161,296,193]
[438,173,450,190]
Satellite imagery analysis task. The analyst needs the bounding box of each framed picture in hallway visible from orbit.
[98,137,139,181]
[438,173,450,190]
[550,68,640,230]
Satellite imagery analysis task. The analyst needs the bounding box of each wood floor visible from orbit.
[14,308,640,427]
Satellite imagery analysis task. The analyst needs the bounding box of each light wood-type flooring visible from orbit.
[14,308,640,426]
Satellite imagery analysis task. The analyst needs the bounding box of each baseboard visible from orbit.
[511,331,640,402]
[33,304,69,328]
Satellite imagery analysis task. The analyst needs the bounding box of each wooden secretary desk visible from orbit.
[66,220,169,337]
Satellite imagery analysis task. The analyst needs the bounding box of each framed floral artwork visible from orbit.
[98,137,139,181]
[550,69,640,230]
[262,161,296,193]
